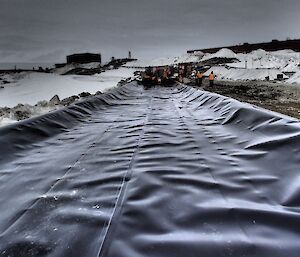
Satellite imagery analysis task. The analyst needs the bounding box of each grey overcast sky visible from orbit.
[1,0,300,62]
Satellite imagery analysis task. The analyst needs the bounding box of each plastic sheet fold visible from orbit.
[1,82,300,257]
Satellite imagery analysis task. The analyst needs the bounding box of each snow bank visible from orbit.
[0,68,136,108]
[282,62,300,72]
[199,48,300,76]
[227,49,300,71]
[125,48,300,77]
[0,117,17,126]
[286,71,300,84]
[0,67,136,126]
[53,62,101,75]
[202,48,237,61]
[0,72,29,85]
[205,66,287,81]
[124,53,203,68]
[174,53,204,64]
[0,103,59,127]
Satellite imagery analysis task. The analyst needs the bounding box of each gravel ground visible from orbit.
[194,79,300,120]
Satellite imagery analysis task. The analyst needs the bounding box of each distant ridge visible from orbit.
[187,39,300,54]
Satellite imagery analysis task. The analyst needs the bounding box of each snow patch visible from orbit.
[0,103,59,127]
[228,49,300,71]
[124,53,203,68]
[286,71,300,84]
[205,66,287,81]
[0,68,136,108]
[202,48,237,61]
[52,62,101,75]
[0,67,137,127]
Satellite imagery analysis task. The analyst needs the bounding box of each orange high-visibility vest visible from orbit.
[163,70,168,78]
[197,72,203,79]
[209,73,215,81]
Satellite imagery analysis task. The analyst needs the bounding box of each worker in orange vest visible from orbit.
[162,67,169,85]
[209,71,215,86]
[196,71,203,86]
[163,68,169,79]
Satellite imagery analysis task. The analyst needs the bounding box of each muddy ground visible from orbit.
[193,79,300,120]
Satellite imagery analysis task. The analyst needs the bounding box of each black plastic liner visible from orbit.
[1,82,300,257]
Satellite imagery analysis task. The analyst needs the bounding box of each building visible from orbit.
[66,53,101,64]
[187,39,300,54]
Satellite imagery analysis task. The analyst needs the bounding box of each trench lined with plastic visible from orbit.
[1,82,300,257]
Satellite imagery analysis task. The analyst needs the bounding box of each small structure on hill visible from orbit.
[66,53,101,64]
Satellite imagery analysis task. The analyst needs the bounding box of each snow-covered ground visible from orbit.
[125,48,300,84]
[0,104,60,127]
[1,48,300,127]
[124,52,204,68]
[286,71,300,84]
[53,62,101,75]
[0,68,136,108]
[207,49,300,83]
[204,66,288,81]
[227,49,300,70]
[0,67,136,126]
[202,48,237,61]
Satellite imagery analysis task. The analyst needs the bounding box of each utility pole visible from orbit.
[244,51,247,69]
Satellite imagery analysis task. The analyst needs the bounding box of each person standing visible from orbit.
[196,71,203,86]
[209,71,215,86]
[178,66,184,83]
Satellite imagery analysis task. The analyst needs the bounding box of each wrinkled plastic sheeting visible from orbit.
[1,82,300,257]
